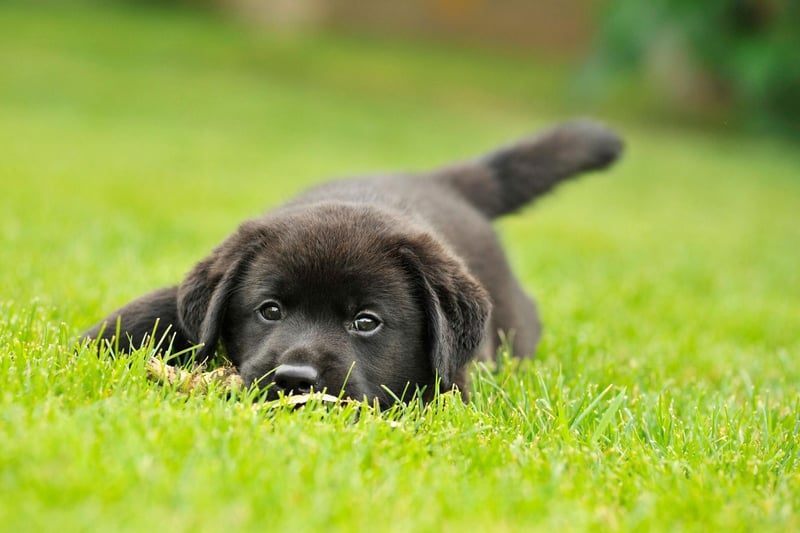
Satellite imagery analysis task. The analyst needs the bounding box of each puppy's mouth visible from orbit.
[249,370,394,407]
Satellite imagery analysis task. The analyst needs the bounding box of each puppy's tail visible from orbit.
[434,120,623,219]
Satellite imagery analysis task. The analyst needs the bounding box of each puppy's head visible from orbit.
[177,203,490,405]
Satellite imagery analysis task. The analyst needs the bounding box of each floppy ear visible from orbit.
[81,221,261,362]
[177,221,262,363]
[80,286,196,356]
[397,234,492,390]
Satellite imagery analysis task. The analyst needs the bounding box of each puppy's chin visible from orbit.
[240,366,367,403]
[243,371,402,408]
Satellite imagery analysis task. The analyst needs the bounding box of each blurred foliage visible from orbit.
[588,0,800,134]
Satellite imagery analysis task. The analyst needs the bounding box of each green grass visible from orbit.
[1,2,799,531]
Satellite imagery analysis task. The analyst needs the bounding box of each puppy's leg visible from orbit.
[80,286,196,358]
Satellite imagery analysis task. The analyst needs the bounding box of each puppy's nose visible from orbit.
[273,364,319,395]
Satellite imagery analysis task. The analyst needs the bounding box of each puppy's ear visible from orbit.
[397,234,492,390]
[80,286,195,356]
[177,221,261,362]
[81,222,261,362]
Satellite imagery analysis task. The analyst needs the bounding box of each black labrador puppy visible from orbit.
[82,121,623,405]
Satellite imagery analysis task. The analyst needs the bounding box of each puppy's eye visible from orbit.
[352,312,381,334]
[257,301,283,321]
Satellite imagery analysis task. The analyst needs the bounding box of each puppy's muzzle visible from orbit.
[273,364,319,395]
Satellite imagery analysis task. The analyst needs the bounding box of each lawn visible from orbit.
[1,2,799,531]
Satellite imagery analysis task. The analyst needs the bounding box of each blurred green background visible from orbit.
[125,0,800,134]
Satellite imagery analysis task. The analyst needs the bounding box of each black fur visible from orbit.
[81,120,623,405]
